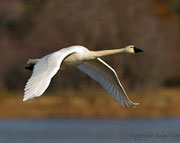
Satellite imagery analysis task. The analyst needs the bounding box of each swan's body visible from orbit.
[24,45,143,108]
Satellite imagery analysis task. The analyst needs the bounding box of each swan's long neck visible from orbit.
[89,48,125,58]
[62,48,126,68]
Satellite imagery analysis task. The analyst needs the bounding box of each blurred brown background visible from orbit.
[0,0,180,119]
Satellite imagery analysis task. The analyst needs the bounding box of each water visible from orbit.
[0,118,180,143]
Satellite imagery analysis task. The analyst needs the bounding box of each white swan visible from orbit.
[24,45,143,108]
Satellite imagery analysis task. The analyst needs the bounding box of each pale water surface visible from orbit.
[0,118,180,143]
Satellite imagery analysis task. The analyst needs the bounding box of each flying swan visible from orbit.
[24,45,143,108]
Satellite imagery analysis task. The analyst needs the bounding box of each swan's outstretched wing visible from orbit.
[77,58,139,108]
[23,48,78,101]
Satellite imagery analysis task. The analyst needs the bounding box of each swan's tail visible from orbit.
[25,59,39,71]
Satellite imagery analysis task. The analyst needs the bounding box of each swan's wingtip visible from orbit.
[133,102,140,105]
[132,102,140,108]
[123,101,139,108]
[23,98,28,102]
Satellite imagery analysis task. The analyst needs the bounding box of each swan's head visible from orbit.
[123,45,143,54]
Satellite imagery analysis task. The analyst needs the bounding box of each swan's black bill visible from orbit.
[134,47,143,53]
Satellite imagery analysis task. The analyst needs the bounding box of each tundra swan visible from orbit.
[24,45,143,108]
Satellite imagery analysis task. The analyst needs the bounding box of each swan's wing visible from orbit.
[77,58,139,108]
[23,48,78,101]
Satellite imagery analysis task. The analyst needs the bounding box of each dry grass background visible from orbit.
[0,87,179,119]
[0,0,180,119]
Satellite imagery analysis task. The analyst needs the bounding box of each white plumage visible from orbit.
[24,45,143,108]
